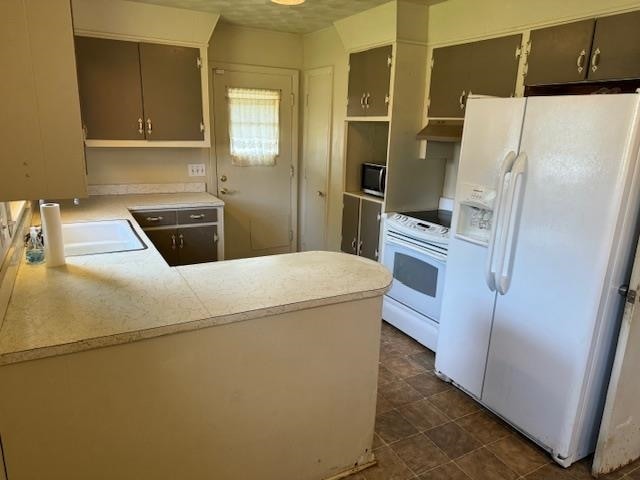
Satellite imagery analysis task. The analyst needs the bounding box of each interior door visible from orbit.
[588,10,640,81]
[347,50,368,117]
[340,194,360,255]
[213,66,296,259]
[365,45,393,117]
[428,43,471,118]
[593,239,640,475]
[359,199,382,261]
[75,36,145,140]
[525,19,595,85]
[481,95,640,460]
[301,67,332,251]
[139,43,204,141]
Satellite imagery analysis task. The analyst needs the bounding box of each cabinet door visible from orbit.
[139,43,204,141]
[589,11,640,81]
[75,37,145,140]
[341,194,360,255]
[469,34,522,98]
[365,45,393,117]
[178,225,218,265]
[347,50,368,117]
[428,43,472,118]
[145,229,179,266]
[359,199,382,261]
[525,20,595,85]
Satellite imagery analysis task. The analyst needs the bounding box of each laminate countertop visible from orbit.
[0,193,392,366]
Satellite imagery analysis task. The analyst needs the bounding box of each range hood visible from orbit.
[416,119,464,142]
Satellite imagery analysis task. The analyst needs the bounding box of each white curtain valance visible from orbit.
[227,88,281,167]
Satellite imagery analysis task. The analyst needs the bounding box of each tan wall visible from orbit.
[302,27,348,252]
[209,23,303,69]
[86,148,210,185]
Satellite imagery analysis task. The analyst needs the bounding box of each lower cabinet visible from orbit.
[132,207,222,266]
[340,193,382,261]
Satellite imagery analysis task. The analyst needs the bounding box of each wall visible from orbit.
[86,148,209,185]
[302,27,348,251]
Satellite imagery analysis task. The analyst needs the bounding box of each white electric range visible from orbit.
[381,210,451,351]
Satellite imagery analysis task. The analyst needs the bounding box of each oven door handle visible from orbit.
[385,235,447,263]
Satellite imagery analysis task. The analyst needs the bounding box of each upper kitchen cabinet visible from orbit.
[589,10,640,82]
[347,45,393,118]
[525,20,596,85]
[1,0,87,201]
[75,36,209,146]
[139,43,204,141]
[428,34,522,118]
[75,37,145,140]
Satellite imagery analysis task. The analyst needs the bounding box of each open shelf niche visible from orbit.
[343,120,390,200]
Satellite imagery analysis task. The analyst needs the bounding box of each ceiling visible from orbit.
[128,0,396,34]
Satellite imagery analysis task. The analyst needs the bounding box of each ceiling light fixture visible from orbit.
[271,0,305,5]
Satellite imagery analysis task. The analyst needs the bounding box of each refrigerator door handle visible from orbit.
[496,153,528,295]
[485,151,518,291]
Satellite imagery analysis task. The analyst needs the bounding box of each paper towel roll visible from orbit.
[40,203,66,267]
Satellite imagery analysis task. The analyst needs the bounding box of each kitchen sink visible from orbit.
[63,219,146,256]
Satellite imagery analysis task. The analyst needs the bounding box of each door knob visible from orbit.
[220,175,227,182]
[219,187,229,195]
[317,190,326,197]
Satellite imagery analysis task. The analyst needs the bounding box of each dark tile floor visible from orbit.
[348,321,640,480]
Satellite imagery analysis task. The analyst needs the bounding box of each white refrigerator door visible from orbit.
[435,97,526,398]
[482,94,640,464]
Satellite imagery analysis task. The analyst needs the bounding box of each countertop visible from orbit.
[0,193,392,366]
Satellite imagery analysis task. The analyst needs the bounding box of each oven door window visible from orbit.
[394,253,438,297]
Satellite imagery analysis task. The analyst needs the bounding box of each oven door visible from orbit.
[382,233,446,322]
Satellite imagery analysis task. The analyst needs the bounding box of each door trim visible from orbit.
[301,66,333,250]
[208,62,300,252]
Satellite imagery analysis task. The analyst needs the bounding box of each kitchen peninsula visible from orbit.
[0,194,391,480]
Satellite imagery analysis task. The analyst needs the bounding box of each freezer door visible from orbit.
[482,94,640,463]
[436,97,526,398]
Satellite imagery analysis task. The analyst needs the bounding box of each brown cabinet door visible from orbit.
[589,11,640,81]
[341,194,360,255]
[75,36,145,140]
[347,50,368,117]
[177,225,218,265]
[365,45,393,117]
[468,34,522,98]
[145,228,179,266]
[428,43,472,118]
[359,199,382,261]
[139,43,204,141]
[525,20,595,85]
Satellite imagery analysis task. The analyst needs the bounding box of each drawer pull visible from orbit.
[189,214,206,220]
[146,216,163,222]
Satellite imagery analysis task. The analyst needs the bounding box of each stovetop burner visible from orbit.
[399,210,452,229]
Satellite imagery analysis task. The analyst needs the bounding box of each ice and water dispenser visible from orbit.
[455,183,496,246]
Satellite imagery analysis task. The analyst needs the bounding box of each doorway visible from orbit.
[212,64,298,259]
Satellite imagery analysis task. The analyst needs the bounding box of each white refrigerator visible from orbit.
[436,94,640,467]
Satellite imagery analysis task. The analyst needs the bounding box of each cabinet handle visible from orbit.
[576,49,586,74]
[351,238,357,252]
[171,234,177,250]
[459,90,467,110]
[189,214,206,220]
[360,93,366,109]
[200,122,205,133]
[387,55,393,67]
[358,240,363,252]
[179,233,184,249]
[374,248,379,259]
[213,232,219,244]
[146,216,163,222]
[365,93,371,109]
[146,118,153,135]
[591,47,601,73]
[138,118,144,135]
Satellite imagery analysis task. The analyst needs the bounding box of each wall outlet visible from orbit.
[188,163,206,177]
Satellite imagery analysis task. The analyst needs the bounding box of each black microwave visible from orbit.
[361,163,386,197]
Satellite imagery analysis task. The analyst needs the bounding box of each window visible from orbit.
[227,88,280,166]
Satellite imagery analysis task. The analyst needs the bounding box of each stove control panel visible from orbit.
[386,214,449,245]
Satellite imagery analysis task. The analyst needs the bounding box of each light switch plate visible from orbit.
[188,164,206,177]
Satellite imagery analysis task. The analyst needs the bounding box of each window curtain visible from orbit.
[227,88,281,166]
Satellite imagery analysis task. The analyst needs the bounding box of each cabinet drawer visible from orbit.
[177,208,218,225]
[132,210,177,227]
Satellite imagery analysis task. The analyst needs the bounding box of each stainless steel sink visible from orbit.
[62,219,146,256]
